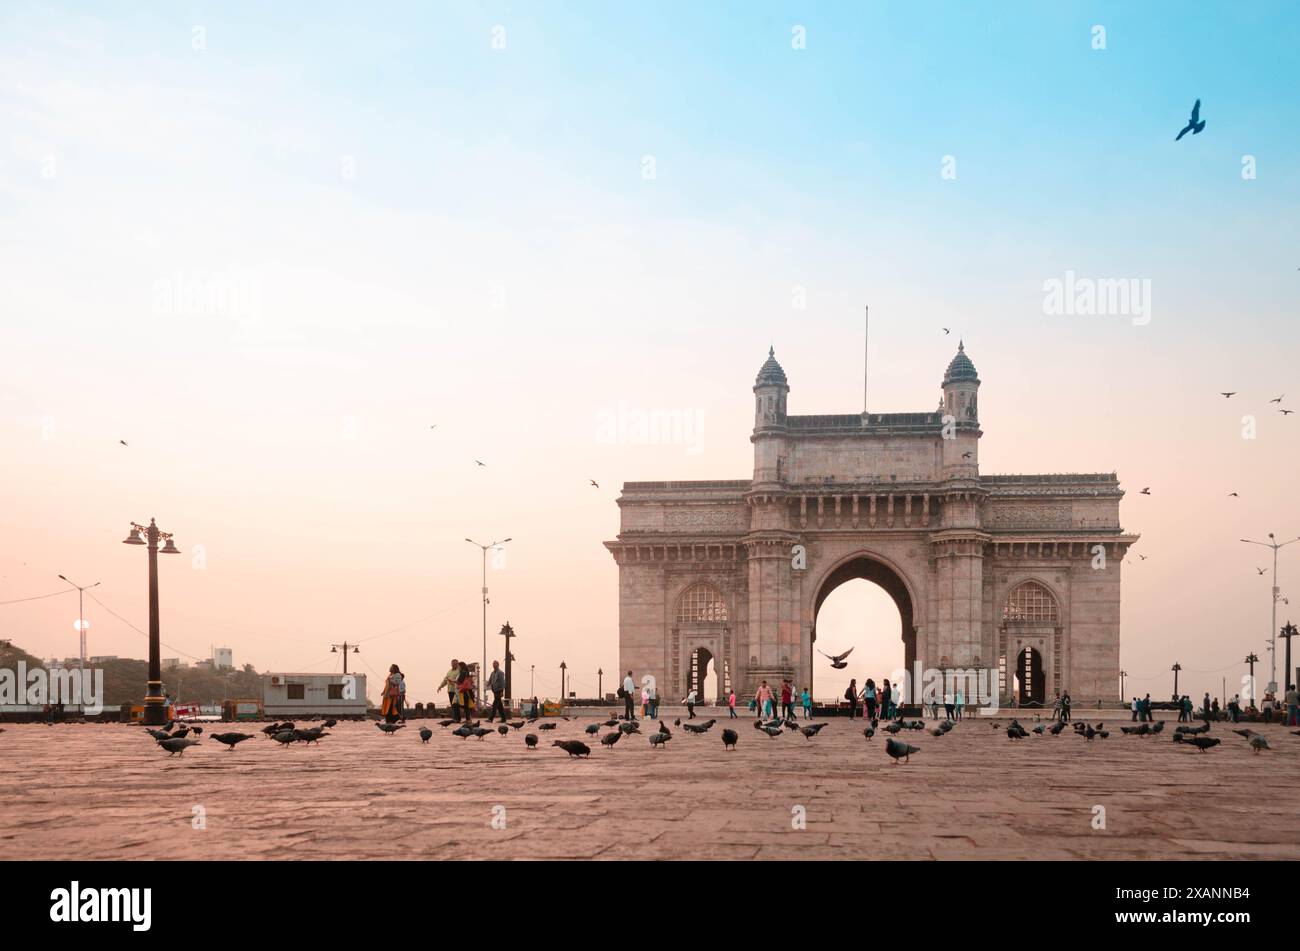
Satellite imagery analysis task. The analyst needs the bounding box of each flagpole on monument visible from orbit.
[863,304,869,415]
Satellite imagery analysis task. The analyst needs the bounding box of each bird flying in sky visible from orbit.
[1176,99,1206,141]
[818,647,854,669]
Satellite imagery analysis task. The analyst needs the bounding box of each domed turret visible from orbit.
[943,341,979,385]
[755,346,788,387]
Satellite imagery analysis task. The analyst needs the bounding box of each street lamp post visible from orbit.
[559,660,567,708]
[122,519,181,726]
[466,537,511,705]
[1245,652,1260,704]
[1241,533,1299,693]
[330,642,360,674]
[598,667,603,700]
[58,574,100,665]
[499,622,516,707]
[1171,662,1181,700]
[1119,669,1127,702]
[1279,622,1297,691]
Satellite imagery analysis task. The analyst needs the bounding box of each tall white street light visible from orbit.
[58,575,100,665]
[1241,533,1300,693]
[465,537,511,704]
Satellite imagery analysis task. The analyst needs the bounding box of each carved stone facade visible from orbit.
[606,345,1137,705]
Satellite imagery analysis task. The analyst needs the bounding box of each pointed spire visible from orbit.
[755,347,788,387]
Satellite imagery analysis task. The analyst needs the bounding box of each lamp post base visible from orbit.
[142,686,168,726]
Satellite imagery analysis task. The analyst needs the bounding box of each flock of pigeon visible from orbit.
[137,707,1297,763]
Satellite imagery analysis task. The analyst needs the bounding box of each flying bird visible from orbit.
[1138,554,1148,561]
[942,327,950,335]
[1257,567,1267,575]
[1139,487,1151,495]
[1281,409,1294,415]
[818,646,854,669]
[1228,492,1238,497]
[1220,392,1235,398]
[1175,99,1206,141]
[119,440,128,446]
[589,480,599,488]
[475,460,487,467]
[962,451,973,459]
[1270,395,1284,403]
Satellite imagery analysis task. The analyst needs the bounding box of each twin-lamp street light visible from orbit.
[122,519,181,726]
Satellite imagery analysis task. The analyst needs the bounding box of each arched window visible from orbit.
[676,583,728,623]
[1002,580,1058,623]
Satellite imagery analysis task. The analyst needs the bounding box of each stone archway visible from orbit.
[1016,647,1046,706]
[810,552,920,702]
[690,646,718,702]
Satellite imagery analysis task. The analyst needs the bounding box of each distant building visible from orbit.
[262,672,367,718]
[212,647,234,670]
[161,658,185,671]
[88,655,118,663]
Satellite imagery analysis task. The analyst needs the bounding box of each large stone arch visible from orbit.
[805,549,924,700]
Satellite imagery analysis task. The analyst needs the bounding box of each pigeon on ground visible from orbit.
[603,719,619,728]
[761,725,783,738]
[452,725,473,738]
[538,722,557,731]
[158,737,201,756]
[1186,736,1221,753]
[524,733,538,749]
[1249,735,1270,754]
[146,728,171,741]
[210,732,253,750]
[674,718,682,727]
[322,719,337,728]
[1049,721,1067,735]
[600,731,621,749]
[801,726,824,740]
[684,721,711,734]
[938,720,953,734]
[931,727,945,737]
[585,724,601,735]
[1032,724,1047,735]
[419,728,433,743]
[170,727,191,740]
[271,731,297,746]
[657,721,671,738]
[649,732,670,749]
[438,719,456,728]
[884,737,919,763]
[190,726,203,735]
[376,722,405,735]
[508,720,526,730]
[553,740,591,758]
[884,722,903,734]
[618,721,641,735]
[721,728,738,750]
[803,723,828,736]
[863,726,875,740]
[293,728,329,744]
[818,647,854,669]
[1150,721,1165,734]
[471,727,491,740]
[497,725,509,736]
[1232,728,1258,740]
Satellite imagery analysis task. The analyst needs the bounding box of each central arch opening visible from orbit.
[812,555,917,707]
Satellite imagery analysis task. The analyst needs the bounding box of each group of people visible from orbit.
[378,657,519,725]
[752,680,812,720]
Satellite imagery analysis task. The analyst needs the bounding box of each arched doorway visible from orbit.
[690,647,717,702]
[811,554,918,705]
[1016,647,1045,706]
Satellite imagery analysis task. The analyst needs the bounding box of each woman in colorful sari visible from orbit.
[455,662,476,721]
[381,664,404,724]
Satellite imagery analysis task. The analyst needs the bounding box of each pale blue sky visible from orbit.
[2,2,1298,702]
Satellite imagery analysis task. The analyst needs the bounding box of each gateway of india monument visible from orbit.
[605,343,1137,708]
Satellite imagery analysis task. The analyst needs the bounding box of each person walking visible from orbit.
[438,658,461,721]
[381,664,404,724]
[943,690,954,721]
[485,660,506,722]
[621,670,636,721]
[1202,692,1211,721]
[801,686,812,719]
[863,678,877,721]
[755,680,774,718]
[844,679,859,720]
[1061,690,1072,724]
[881,679,893,720]
[647,682,659,720]
[1285,683,1299,727]
[727,687,737,719]
[455,662,476,722]
[781,681,793,719]
[954,688,964,721]
[682,688,698,719]
[641,683,650,719]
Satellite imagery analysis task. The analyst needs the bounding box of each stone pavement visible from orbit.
[1,711,1296,860]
